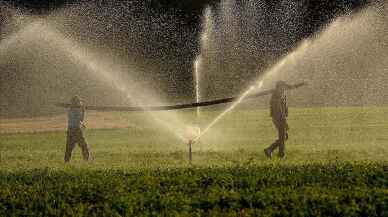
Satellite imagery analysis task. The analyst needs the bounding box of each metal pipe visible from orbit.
[56,82,306,112]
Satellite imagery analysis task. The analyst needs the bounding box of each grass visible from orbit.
[1,106,388,170]
[0,106,388,216]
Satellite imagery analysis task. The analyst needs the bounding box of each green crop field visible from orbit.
[1,107,388,216]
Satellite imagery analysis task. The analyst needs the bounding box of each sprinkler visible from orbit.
[188,140,193,165]
[185,125,201,165]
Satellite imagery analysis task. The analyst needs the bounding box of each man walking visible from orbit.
[264,81,290,159]
[64,95,90,163]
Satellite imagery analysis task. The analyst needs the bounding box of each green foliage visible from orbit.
[1,107,388,170]
[1,107,388,215]
[0,164,387,216]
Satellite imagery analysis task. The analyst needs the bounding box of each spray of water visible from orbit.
[194,40,310,142]
[0,14,33,56]
[258,3,388,106]
[191,6,214,136]
[0,16,187,141]
[195,1,388,142]
[194,85,256,142]
[41,23,187,141]
[194,56,201,119]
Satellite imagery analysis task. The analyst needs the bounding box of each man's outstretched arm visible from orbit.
[287,81,308,90]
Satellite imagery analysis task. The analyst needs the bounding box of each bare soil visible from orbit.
[0,112,132,134]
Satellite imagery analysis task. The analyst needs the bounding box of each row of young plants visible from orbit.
[0,163,387,216]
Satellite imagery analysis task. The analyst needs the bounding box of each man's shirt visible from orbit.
[68,107,84,129]
[270,90,288,121]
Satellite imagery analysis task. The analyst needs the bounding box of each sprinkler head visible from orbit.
[185,125,201,142]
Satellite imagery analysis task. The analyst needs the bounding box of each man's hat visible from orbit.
[276,80,287,89]
[70,95,82,107]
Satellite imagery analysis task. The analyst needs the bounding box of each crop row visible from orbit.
[0,163,387,216]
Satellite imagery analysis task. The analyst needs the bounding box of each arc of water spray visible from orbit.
[0,18,186,141]
[42,25,186,141]
[193,41,310,143]
[193,84,259,143]
[192,6,213,131]
[194,55,201,120]
[0,19,33,55]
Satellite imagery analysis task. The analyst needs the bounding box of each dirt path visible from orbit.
[0,112,134,134]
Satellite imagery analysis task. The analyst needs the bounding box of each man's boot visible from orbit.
[264,148,273,159]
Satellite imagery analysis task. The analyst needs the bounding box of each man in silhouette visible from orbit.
[64,95,90,162]
[264,81,290,159]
